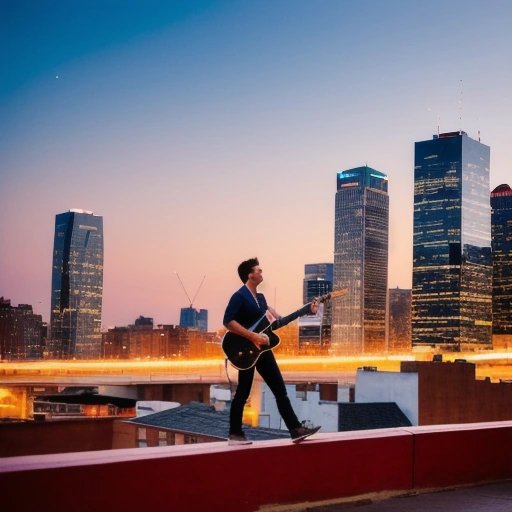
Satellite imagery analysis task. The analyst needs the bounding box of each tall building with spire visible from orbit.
[412,131,492,350]
[50,209,104,358]
[332,166,389,354]
[491,184,512,346]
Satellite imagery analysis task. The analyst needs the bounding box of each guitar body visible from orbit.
[222,330,280,371]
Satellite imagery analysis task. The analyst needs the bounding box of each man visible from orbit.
[223,257,321,445]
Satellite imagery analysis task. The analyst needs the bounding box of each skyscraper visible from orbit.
[302,263,333,304]
[332,166,389,354]
[491,184,512,345]
[179,307,208,331]
[388,288,412,353]
[412,131,492,350]
[50,209,104,359]
[298,263,333,352]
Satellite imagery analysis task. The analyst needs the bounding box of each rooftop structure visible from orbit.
[126,401,289,444]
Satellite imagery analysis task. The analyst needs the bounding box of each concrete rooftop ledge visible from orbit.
[2,422,512,511]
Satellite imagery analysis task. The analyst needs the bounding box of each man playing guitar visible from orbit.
[223,257,321,445]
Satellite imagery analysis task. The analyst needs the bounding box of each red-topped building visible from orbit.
[491,184,512,349]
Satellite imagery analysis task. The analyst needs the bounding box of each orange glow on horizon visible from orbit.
[1,350,512,381]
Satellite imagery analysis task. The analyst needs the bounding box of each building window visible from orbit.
[158,431,167,446]
[137,427,147,448]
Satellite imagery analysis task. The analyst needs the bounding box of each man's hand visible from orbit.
[251,332,270,348]
[310,299,319,315]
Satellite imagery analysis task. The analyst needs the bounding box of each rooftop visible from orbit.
[338,165,388,180]
[127,401,289,441]
[338,402,412,432]
[492,184,512,197]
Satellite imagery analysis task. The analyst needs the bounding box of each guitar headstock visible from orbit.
[314,289,348,304]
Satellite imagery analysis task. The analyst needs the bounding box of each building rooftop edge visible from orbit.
[67,208,98,215]
[491,184,512,197]
[337,165,388,179]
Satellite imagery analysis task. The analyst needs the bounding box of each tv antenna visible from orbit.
[174,272,206,308]
[458,79,463,132]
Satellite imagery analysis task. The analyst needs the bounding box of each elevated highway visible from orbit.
[1,352,512,386]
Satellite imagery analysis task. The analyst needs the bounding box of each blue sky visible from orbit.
[1,0,511,329]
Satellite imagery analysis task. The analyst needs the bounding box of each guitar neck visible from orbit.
[272,289,346,330]
[272,304,311,329]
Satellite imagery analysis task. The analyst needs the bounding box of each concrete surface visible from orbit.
[301,481,512,512]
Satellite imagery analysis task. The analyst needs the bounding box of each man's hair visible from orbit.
[237,257,259,283]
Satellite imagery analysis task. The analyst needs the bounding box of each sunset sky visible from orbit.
[1,0,511,330]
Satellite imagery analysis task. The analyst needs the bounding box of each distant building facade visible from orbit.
[491,184,512,347]
[303,263,334,303]
[0,298,44,360]
[259,382,351,432]
[412,132,492,350]
[332,166,389,354]
[50,209,104,359]
[272,322,299,357]
[299,263,333,352]
[179,307,208,331]
[356,361,512,426]
[388,288,412,352]
[102,319,219,359]
[134,316,154,328]
[122,402,289,448]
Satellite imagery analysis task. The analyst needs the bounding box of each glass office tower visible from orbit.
[491,184,512,336]
[50,209,104,358]
[299,263,333,352]
[332,166,389,354]
[179,307,208,331]
[412,132,492,350]
[303,263,333,303]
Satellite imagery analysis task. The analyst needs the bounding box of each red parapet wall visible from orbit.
[1,422,512,512]
[413,422,512,488]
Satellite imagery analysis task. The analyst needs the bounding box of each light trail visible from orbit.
[1,351,512,385]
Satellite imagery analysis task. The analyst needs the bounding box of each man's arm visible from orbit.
[271,299,320,330]
[225,320,270,348]
[267,306,281,320]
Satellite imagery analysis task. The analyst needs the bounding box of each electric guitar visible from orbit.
[222,289,347,370]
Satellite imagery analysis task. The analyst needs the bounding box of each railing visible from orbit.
[2,421,512,512]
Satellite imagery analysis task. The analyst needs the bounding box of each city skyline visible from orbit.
[2,1,512,330]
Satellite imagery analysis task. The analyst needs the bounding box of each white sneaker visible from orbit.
[228,434,253,446]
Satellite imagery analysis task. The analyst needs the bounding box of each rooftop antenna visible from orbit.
[458,79,463,133]
[174,272,206,308]
[437,113,440,136]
